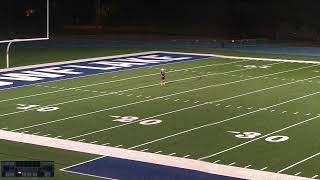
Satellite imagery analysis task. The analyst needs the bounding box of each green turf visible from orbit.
[0,49,320,179]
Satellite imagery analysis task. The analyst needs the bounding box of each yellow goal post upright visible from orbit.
[0,0,50,68]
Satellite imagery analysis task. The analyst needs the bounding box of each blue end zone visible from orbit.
[63,157,241,180]
[0,52,213,90]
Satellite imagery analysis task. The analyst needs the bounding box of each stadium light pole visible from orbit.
[1,0,50,69]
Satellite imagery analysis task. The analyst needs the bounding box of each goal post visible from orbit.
[0,0,50,68]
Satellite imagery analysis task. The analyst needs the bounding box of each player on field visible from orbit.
[160,68,166,86]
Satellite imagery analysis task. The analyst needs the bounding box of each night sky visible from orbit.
[1,0,320,40]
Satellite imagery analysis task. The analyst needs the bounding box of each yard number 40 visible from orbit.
[17,104,59,112]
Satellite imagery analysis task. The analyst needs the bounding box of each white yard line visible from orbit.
[129,89,320,150]
[0,66,262,118]
[278,152,320,173]
[199,115,320,160]
[0,59,247,103]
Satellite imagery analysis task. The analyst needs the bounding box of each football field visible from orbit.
[0,50,320,179]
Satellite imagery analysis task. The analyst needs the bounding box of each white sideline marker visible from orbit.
[213,160,221,163]
[115,145,123,148]
[140,148,149,152]
[155,150,162,154]
[33,132,40,135]
[294,172,301,176]
[183,155,191,158]
[260,167,268,171]
[101,143,110,146]
[312,175,319,179]
[78,139,86,142]
[90,141,98,144]
[43,134,51,137]
[168,153,176,156]
[245,165,252,168]
[229,162,236,166]
[54,136,62,139]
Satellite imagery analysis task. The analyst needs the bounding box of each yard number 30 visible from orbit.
[233,131,289,143]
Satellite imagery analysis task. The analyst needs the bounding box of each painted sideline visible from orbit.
[0,130,310,180]
[160,51,320,64]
